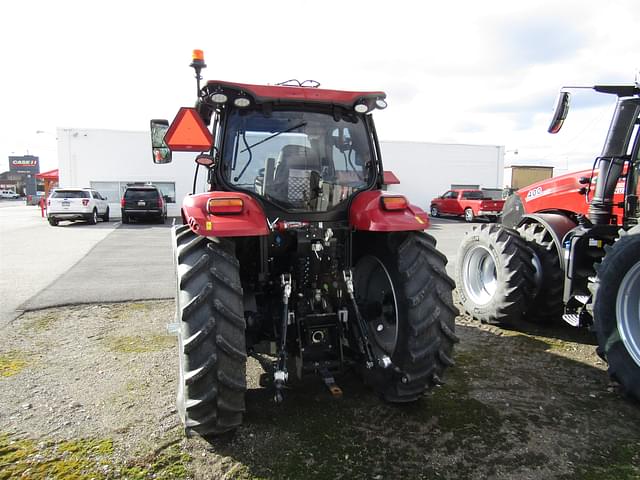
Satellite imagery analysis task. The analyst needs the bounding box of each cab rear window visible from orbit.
[125,189,158,200]
[51,190,90,198]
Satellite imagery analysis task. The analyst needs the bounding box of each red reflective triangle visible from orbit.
[164,107,213,151]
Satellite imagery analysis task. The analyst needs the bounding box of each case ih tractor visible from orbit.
[152,51,458,436]
[456,81,640,402]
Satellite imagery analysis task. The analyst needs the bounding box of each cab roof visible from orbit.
[204,80,386,108]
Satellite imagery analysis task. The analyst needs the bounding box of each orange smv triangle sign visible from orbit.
[164,107,213,151]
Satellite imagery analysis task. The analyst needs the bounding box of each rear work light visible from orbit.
[207,198,244,215]
[381,196,408,211]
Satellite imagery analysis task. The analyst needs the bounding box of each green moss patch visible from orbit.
[0,434,191,480]
[104,334,174,354]
[0,352,28,377]
[24,311,61,332]
[563,441,640,480]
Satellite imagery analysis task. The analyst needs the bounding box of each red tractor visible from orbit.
[456,81,640,401]
[152,51,458,436]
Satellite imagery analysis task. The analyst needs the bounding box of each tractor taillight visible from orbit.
[207,198,244,215]
[82,199,89,206]
[381,196,408,211]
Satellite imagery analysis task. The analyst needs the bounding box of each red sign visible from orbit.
[164,107,213,152]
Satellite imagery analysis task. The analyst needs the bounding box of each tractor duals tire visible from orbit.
[591,227,640,403]
[173,225,247,437]
[354,231,459,403]
[516,222,564,324]
[456,224,535,325]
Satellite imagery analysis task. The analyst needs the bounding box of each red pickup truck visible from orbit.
[429,189,504,222]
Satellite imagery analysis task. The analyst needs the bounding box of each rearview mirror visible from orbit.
[548,92,570,134]
[151,119,172,164]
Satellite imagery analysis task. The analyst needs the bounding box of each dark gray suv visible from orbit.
[121,185,167,224]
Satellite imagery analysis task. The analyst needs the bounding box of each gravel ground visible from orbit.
[1,299,639,479]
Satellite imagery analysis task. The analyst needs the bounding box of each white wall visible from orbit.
[381,141,504,210]
[56,128,504,218]
[57,128,197,218]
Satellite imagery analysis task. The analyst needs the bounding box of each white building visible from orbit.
[57,128,504,218]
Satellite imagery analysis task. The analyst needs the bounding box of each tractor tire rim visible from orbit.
[616,261,640,367]
[462,245,497,305]
[355,255,399,357]
[529,250,543,297]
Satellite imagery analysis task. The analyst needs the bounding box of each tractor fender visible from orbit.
[181,192,269,237]
[517,213,577,270]
[349,191,429,232]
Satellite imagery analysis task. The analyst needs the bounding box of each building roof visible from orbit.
[35,169,59,180]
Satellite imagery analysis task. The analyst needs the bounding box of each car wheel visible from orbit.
[464,208,475,223]
[121,210,129,224]
[48,217,58,226]
[102,207,110,222]
[88,209,98,225]
[430,205,439,218]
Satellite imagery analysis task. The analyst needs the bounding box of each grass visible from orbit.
[0,434,191,480]
[0,352,28,377]
[104,334,174,354]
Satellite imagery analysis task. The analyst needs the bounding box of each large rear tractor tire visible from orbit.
[456,224,535,325]
[173,225,247,436]
[354,231,459,403]
[592,227,640,402]
[516,222,564,323]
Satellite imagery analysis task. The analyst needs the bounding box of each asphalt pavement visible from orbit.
[21,223,175,311]
[1,200,473,322]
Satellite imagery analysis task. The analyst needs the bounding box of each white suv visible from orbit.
[47,188,110,226]
[0,190,20,199]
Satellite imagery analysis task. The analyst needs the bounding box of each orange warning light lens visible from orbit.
[192,49,205,62]
[207,198,244,215]
[381,196,408,211]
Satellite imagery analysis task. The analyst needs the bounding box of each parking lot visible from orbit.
[1,201,639,479]
[0,201,468,323]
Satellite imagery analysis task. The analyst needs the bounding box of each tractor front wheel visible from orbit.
[354,231,459,402]
[456,224,535,325]
[173,225,247,436]
[592,228,640,402]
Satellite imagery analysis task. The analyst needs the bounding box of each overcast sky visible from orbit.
[1,0,638,174]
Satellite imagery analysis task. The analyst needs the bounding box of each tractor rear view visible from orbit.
[456,81,640,401]
[152,51,458,436]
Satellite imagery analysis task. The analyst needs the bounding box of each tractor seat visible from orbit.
[271,145,321,205]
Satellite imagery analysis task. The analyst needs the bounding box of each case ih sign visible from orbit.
[9,155,40,174]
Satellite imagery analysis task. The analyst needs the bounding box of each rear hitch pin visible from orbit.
[319,367,343,398]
